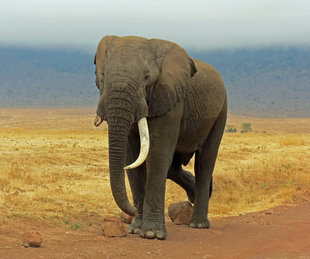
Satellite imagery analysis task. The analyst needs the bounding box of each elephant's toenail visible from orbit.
[134,228,141,234]
[128,228,133,234]
[146,231,155,239]
[156,233,164,240]
[198,223,203,228]
[189,223,195,228]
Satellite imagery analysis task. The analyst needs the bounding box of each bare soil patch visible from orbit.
[1,200,309,258]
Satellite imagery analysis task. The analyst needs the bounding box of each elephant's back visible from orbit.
[177,59,227,153]
[189,59,226,119]
[192,59,226,95]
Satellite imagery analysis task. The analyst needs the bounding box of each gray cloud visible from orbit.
[1,0,309,50]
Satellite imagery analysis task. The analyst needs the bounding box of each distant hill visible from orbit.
[190,48,310,118]
[0,46,309,117]
[0,47,97,107]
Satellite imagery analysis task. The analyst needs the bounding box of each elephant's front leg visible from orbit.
[140,107,182,240]
[126,165,146,234]
[126,133,146,235]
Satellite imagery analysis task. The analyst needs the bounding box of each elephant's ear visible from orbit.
[95,36,118,120]
[96,35,118,63]
[147,39,197,118]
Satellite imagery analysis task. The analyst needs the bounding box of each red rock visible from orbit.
[168,201,193,225]
[265,209,274,215]
[101,216,127,237]
[22,230,43,247]
[120,211,133,224]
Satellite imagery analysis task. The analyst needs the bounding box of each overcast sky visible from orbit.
[1,0,310,51]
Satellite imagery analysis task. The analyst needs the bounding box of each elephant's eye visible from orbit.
[144,74,150,81]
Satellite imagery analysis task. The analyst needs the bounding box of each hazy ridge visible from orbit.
[0,46,309,117]
[0,47,97,107]
[190,48,310,117]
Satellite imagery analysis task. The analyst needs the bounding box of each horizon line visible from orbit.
[1,42,310,53]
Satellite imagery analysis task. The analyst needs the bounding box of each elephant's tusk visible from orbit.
[124,117,150,170]
[94,115,103,127]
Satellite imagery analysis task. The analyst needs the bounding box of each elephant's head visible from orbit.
[94,35,196,216]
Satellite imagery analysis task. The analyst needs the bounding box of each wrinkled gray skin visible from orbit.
[94,36,227,240]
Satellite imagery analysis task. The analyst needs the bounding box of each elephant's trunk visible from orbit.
[108,116,137,216]
[102,80,148,216]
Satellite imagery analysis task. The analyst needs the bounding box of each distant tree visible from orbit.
[241,123,252,133]
[225,124,237,133]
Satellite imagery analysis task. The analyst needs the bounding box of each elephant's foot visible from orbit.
[128,215,143,234]
[140,220,167,240]
[189,216,210,229]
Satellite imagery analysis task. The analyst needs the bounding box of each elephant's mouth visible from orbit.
[94,115,150,169]
[94,115,103,127]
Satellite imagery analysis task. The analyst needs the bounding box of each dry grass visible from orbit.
[208,133,310,216]
[227,114,310,133]
[0,108,310,226]
[0,128,112,223]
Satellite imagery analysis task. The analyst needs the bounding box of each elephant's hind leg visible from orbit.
[167,153,196,203]
[190,107,227,229]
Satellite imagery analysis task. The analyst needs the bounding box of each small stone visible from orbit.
[22,230,43,247]
[168,201,193,225]
[96,236,107,242]
[101,216,127,237]
[120,211,133,224]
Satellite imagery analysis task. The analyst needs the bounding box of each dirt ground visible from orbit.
[1,199,309,259]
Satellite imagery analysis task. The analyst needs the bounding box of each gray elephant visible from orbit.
[94,36,227,240]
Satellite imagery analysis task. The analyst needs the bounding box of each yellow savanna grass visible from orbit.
[168,132,310,217]
[0,109,310,227]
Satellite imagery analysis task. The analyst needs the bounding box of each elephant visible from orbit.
[93,35,227,240]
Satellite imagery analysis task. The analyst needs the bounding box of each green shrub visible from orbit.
[241,123,252,133]
[225,124,237,133]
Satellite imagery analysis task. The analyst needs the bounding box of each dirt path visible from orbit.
[1,201,310,259]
